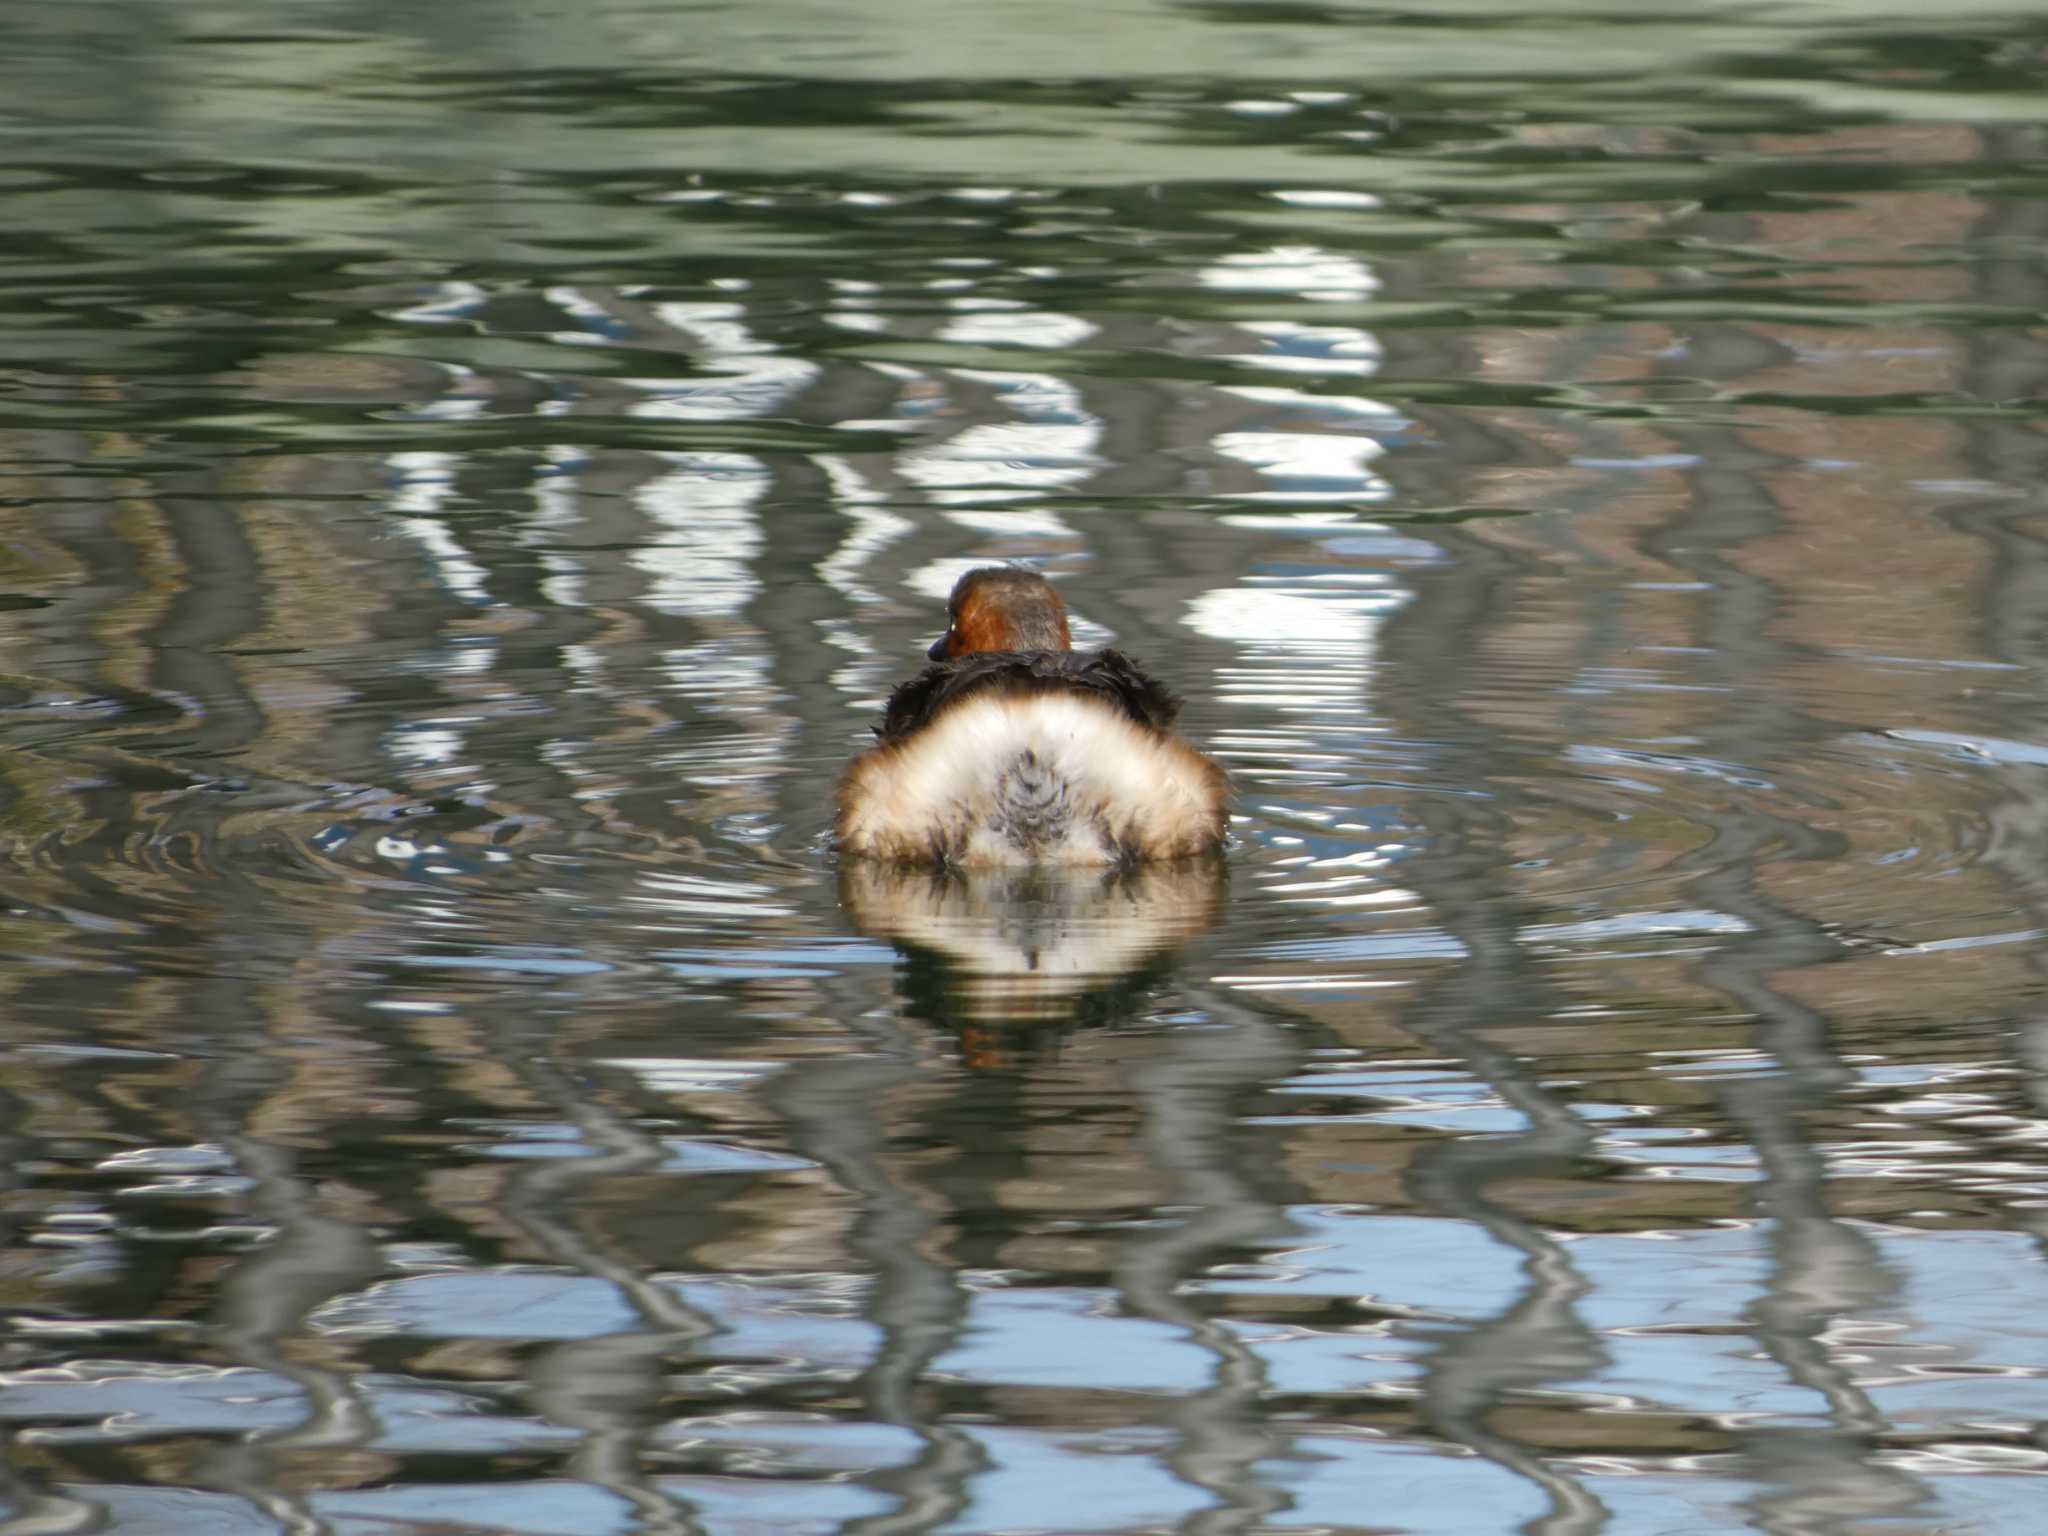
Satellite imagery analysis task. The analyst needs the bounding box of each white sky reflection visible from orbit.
[1198,244,1379,302]
[633,454,767,616]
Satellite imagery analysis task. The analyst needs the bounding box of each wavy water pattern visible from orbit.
[3,2,2048,1533]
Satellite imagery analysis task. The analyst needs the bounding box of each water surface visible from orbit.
[5,2,2048,1532]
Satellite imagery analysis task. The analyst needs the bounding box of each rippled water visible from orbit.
[5,2,2048,1532]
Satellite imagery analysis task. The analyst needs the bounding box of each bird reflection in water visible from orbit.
[840,857,1226,1063]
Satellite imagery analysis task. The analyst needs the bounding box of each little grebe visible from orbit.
[836,568,1228,865]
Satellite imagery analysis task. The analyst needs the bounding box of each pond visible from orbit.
[3,2,2048,1532]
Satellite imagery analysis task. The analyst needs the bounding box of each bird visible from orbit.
[836,567,1228,866]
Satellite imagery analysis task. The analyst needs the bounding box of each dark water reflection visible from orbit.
[6,2,2048,1531]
